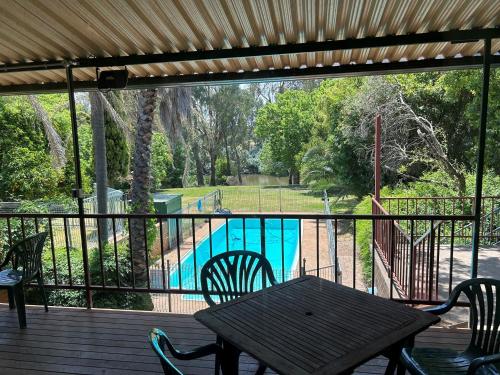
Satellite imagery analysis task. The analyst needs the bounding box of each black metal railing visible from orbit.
[0,211,477,313]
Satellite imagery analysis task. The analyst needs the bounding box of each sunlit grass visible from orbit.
[159,185,330,213]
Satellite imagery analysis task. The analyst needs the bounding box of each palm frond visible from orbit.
[27,95,66,170]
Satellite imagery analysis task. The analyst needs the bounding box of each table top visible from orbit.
[194,276,440,375]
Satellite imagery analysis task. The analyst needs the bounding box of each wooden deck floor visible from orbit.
[0,303,471,375]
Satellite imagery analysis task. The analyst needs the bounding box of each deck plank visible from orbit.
[0,303,471,375]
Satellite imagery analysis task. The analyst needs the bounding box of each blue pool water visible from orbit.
[166,218,300,294]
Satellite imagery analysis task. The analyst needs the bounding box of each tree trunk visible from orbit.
[181,139,191,188]
[129,89,158,286]
[193,142,204,186]
[89,92,108,245]
[235,150,243,185]
[210,152,217,186]
[224,134,231,176]
[288,169,293,185]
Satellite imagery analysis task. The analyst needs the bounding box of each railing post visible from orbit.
[374,114,382,202]
[389,220,394,300]
[166,260,171,313]
[409,220,415,300]
[428,220,435,300]
[260,217,266,287]
[471,38,491,278]
[66,65,92,309]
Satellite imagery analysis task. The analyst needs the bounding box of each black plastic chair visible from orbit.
[400,278,500,375]
[0,232,49,327]
[149,328,220,375]
[201,250,278,375]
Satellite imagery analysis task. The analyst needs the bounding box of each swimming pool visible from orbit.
[166,218,300,293]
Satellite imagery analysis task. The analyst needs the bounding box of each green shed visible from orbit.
[153,193,183,249]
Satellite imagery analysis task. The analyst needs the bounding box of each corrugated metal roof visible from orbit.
[0,0,498,89]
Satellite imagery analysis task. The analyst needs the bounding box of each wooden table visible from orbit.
[194,276,440,375]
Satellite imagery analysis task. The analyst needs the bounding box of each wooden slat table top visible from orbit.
[194,276,440,375]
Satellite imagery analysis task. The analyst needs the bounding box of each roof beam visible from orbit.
[1,55,498,95]
[77,28,500,68]
[0,28,498,73]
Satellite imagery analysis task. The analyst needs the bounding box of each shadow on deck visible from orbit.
[0,304,471,375]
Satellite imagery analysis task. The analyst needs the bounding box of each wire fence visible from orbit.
[220,185,324,213]
[323,191,342,283]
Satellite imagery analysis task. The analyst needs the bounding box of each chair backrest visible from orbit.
[8,232,48,282]
[448,278,500,355]
[200,250,277,306]
[149,329,183,375]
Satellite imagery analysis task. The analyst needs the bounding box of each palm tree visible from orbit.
[129,88,158,285]
[27,95,66,170]
[158,87,192,187]
[89,92,108,243]
[89,91,130,246]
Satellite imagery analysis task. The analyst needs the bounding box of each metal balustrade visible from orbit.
[0,210,481,312]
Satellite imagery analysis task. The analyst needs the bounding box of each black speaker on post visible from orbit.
[97,69,128,90]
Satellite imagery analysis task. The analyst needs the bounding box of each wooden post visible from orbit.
[374,114,382,202]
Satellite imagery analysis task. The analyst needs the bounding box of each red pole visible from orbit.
[374,114,382,202]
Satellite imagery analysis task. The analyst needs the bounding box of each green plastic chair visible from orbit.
[400,278,500,375]
[0,232,49,327]
[149,328,220,375]
[201,250,278,375]
[200,250,277,306]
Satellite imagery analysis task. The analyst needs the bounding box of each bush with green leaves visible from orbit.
[25,242,153,311]
[352,196,373,285]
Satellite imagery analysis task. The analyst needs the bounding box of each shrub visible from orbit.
[26,243,153,311]
[353,196,373,285]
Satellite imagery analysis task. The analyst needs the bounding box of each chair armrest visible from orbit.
[423,302,454,315]
[467,353,500,375]
[167,342,220,361]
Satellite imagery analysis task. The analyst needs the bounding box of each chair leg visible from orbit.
[214,335,222,375]
[255,364,267,375]
[7,288,15,309]
[37,275,48,312]
[13,284,26,329]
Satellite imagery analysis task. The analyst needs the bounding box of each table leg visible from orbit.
[13,284,26,329]
[384,342,403,375]
[220,340,241,375]
[7,288,15,309]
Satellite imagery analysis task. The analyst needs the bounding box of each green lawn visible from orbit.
[158,185,324,213]
[329,196,360,214]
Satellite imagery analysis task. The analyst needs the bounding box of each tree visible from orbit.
[192,86,225,186]
[255,89,315,184]
[151,132,174,190]
[300,78,371,196]
[89,92,108,243]
[344,77,467,194]
[158,87,192,187]
[396,71,500,175]
[104,113,129,187]
[220,86,258,184]
[0,97,61,200]
[129,88,158,285]
[27,95,66,170]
